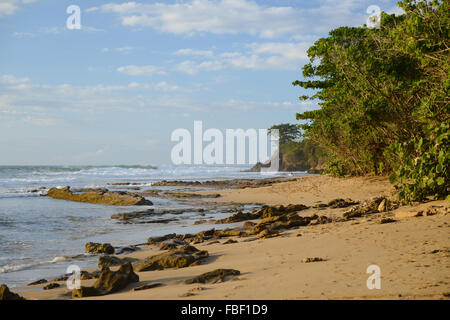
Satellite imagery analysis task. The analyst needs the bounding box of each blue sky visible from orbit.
[0,0,401,165]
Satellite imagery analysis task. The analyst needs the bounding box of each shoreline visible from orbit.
[7,175,450,300]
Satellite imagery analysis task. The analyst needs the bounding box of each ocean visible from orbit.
[0,165,305,288]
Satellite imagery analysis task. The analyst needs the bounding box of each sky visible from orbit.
[0,0,402,165]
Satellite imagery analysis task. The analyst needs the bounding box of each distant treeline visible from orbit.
[292,0,448,202]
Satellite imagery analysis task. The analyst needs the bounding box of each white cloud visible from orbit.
[0,75,191,118]
[0,74,30,85]
[174,48,214,57]
[0,74,307,119]
[174,41,310,74]
[95,0,368,38]
[0,2,18,16]
[175,60,225,75]
[12,25,104,38]
[0,0,37,17]
[116,46,134,53]
[86,7,99,13]
[117,65,167,76]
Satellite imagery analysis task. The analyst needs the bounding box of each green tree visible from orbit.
[293,0,449,202]
[268,123,301,145]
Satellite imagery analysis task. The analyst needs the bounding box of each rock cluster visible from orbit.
[215,204,309,225]
[133,246,209,272]
[343,197,397,219]
[152,178,295,189]
[72,262,139,298]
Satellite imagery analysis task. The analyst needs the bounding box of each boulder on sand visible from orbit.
[98,255,138,269]
[94,262,139,293]
[47,186,152,206]
[133,246,209,272]
[72,262,139,298]
[0,284,25,300]
[184,269,240,284]
[85,242,115,255]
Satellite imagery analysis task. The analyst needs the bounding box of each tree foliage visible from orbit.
[268,123,301,145]
[294,0,449,202]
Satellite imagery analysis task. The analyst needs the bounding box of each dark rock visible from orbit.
[72,187,109,193]
[343,197,387,219]
[47,186,152,206]
[98,255,138,269]
[80,271,94,280]
[115,245,140,255]
[310,215,332,225]
[242,221,257,228]
[72,286,103,298]
[43,282,60,290]
[379,218,396,224]
[147,233,177,245]
[53,274,70,281]
[85,242,115,255]
[0,284,25,300]
[93,263,139,294]
[215,211,260,224]
[260,204,309,219]
[223,239,238,244]
[327,198,358,208]
[153,178,295,189]
[133,246,209,272]
[301,257,325,263]
[256,229,279,239]
[165,192,220,199]
[27,279,48,286]
[184,269,240,284]
[253,213,311,233]
[159,238,189,250]
[111,209,154,221]
[213,228,248,238]
[179,292,196,297]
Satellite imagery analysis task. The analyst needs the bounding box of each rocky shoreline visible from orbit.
[2,176,449,300]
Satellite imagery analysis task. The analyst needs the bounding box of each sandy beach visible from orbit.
[13,175,449,300]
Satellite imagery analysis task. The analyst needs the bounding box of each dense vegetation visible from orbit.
[265,124,326,172]
[293,0,449,202]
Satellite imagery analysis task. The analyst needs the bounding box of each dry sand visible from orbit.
[16,175,449,300]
